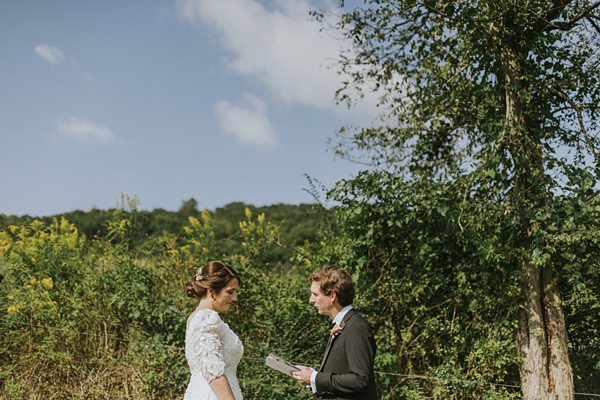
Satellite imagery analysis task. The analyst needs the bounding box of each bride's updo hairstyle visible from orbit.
[186,260,240,299]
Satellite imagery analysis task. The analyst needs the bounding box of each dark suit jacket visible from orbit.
[314,309,378,400]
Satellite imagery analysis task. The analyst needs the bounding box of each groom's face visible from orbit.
[309,281,335,318]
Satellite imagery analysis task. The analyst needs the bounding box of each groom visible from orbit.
[292,265,377,399]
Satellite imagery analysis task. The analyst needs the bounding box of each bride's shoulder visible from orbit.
[188,308,222,327]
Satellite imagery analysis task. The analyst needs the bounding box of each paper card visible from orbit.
[265,354,300,375]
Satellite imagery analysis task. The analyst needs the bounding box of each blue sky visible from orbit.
[1,0,382,216]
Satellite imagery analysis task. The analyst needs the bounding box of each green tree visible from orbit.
[320,1,599,399]
[178,198,199,218]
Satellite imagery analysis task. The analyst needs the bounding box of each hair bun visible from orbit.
[185,260,240,299]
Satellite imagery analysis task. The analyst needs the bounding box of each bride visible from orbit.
[184,261,244,400]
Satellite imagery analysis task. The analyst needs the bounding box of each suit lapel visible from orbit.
[319,310,356,371]
[318,334,335,371]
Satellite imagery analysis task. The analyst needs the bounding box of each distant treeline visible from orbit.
[0,199,326,264]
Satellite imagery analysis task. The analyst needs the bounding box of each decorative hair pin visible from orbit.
[194,268,205,281]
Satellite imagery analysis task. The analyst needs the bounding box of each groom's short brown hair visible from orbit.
[310,265,355,307]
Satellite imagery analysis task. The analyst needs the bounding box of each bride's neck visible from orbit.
[197,297,214,311]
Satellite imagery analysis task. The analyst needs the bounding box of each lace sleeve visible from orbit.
[189,309,226,383]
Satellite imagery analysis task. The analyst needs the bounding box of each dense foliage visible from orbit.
[0,202,331,399]
[318,172,600,399]
[1,196,597,399]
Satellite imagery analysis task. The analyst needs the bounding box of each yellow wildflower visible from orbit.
[7,306,18,314]
[41,277,54,289]
[200,209,211,224]
[188,216,201,228]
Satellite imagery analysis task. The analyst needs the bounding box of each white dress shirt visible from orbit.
[310,305,353,393]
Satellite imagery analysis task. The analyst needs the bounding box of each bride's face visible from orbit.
[211,278,239,312]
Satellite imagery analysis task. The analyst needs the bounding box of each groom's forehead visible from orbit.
[310,281,332,297]
[310,281,321,294]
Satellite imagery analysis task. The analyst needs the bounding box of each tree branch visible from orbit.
[545,1,600,31]
[528,0,571,33]
[420,1,494,24]
[587,15,600,33]
[553,88,600,164]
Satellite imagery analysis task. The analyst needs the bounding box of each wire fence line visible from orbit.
[244,357,600,398]
[2,320,599,398]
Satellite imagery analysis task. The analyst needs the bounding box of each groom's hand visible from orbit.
[290,365,312,385]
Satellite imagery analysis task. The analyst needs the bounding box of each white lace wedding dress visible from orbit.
[183,308,244,400]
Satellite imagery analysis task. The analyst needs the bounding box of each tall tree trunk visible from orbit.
[543,267,574,400]
[516,263,574,400]
[503,43,574,400]
[517,261,550,398]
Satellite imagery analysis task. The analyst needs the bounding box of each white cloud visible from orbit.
[215,94,276,148]
[34,44,65,65]
[57,117,115,144]
[176,0,384,123]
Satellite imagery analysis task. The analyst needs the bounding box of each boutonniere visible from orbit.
[330,323,344,338]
